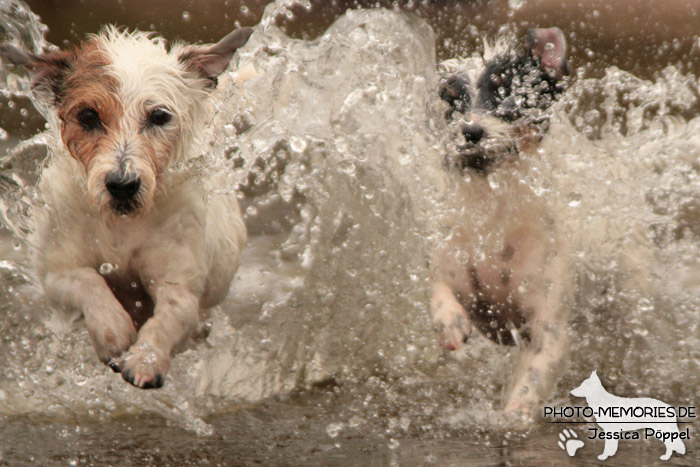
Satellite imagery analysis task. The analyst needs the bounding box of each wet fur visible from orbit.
[0,26,252,388]
[431,28,571,415]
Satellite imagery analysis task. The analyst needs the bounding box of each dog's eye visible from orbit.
[148,109,171,126]
[77,108,102,131]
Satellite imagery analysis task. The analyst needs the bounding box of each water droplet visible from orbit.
[289,136,307,153]
[182,11,191,21]
[326,422,343,438]
[388,438,400,450]
[99,263,116,275]
[567,192,582,207]
[338,160,356,175]
[135,301,142,308]
[131,281,138,288]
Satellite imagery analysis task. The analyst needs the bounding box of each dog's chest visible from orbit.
[89,220,151,264]
[448,169,546,246]
[441,167,555,299]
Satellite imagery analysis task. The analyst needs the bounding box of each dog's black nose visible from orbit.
[105,174,141,201]
[460,122,485,144]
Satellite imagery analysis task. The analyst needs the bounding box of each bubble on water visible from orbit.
[182,11,191,21]
[98,263,116,275]
[0,127,8,140]
[349,27,368,47]
[289,136,307,153]
[348,415,364,428]
[567,192,582,207]
[326,422,343,438]
[637,298,654,313]
[74,375,88,387]
[135,301,142,308]
[334,160,355,178]
[387,438,400,450]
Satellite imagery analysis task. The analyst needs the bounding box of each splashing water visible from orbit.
[0,1,698,450]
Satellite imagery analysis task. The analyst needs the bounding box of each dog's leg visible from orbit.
[660,443,673,461]
[431,281,472,350]
[43,269,137,364]
[118,280,200,389]
[505,256,570,415]
[598,437,618,460]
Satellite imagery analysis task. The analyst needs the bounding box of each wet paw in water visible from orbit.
[88,311,137,365]
[557,429,584,456]
[432,298,471,350]
[113,343,170,389]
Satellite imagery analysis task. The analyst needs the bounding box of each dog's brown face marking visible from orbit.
[54,40,125,171]
[2,27,253,217]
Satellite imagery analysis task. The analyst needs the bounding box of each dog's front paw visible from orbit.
[432,305,471,351]
[504,386,540,418]
[87,311,137,365]
[115,342,170,389]
[435,317,471,351]
[431,284,472,351]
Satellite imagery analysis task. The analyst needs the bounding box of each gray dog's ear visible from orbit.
[178,27,254,85]
[0,44,73,100]
[528,27,567,80]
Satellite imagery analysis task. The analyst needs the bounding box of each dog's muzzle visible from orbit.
[105,171,141,214]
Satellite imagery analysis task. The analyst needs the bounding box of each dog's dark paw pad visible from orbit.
[141,374,164,389]
[121,369,134,385]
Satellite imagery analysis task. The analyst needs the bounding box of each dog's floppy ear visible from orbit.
[528,27,568,80]
[0,44,73,101]
[178,27,254,86]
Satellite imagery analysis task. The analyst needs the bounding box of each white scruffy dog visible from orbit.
[431,28,571,414]
[0,26,250,388]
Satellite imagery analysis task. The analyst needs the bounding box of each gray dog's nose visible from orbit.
[105,173,141,200]
[460,121,485,144]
